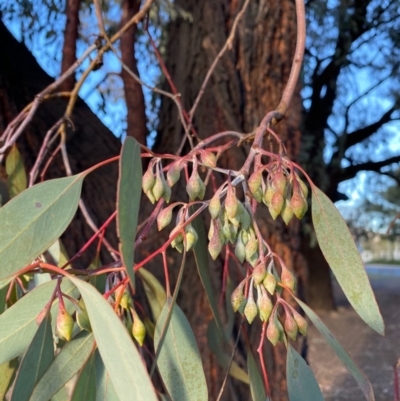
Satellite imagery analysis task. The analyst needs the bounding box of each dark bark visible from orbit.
[120,0,147,144]
[0,20,121,266]
[154,1,303,399]
[60,0,81,91]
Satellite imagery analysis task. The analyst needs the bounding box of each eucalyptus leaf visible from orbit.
[71,351,96,401]
[117,137,142,290]
[247,348,266,401]
[95,350,120,401]
[296,297,374,401]
[0,358,18,399]
[6,144,27,198]
[286,344,325,401]
[0,174,84,280]
[30,331,95,401]
[11,312,54,401]
[69,277,158,401]
[311,187,384,335]
[154,298,208,401]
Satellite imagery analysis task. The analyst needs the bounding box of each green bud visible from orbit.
[290,191,308,219]
[162,183,172,203]
[295,174,309,199]
[145,189,156,204]
[170,228,184,253]
[131,308,146,346]
[257,285,273,322]
[239,203,252,231]
[76,299,91,332]
[245,231,258,261]
[56,308,74,342]
[209,192,222,219]
[281,200,294,225]
[186,171,206,200]
[292,309,308,336]
[244,289,258,324]
[268,192,285,219]
[115,286,131,309]
[284,312,298,340]
[152,174,165,202]
[167,163,181,187]
[229,222,239,244]
[184,224,198,251]
[263,181,274,206]
[281,267,296,291]
[208,220,224,260]
[222,212,232,244]
[157,206,173,231]
[234,230,246,263]
[231,282,245,312]
[142,168,155,193]
[200,151,217,168]
[247,252,259,267]
[266,315,281,346]
[252,262,267,285]
[263,272,277,295]
[272,170,287,195]
[225,185,239,219]
[248,170,263,195]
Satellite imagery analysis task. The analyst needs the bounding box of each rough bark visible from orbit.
[0,20,121,265]
[120,0,147,144]
[154,1,303,399]
[60,0,81,91]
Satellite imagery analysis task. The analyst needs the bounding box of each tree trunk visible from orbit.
[154,1,303,399]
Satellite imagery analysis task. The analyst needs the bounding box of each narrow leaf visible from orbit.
[69,277,158,401]
[191,211,223,333]
[138,268,166,320]
[117,137,142,289]
[30,331,95,401]
[11,312,54,401]
[71,351,97,401]
[95,350,120,401]
[51,386,70,401]
[0,174,84,280]
[296,297,375,401]
[247,349,266,401]
[0,359,18,399]
[312,187,384,335]
[286,344,324,401]
[0,284,7,314]
[207,320,249,384]
[0,279,76,364]
[154,298,208,401]
[6,144,27,198]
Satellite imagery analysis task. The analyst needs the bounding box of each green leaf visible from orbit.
[0,174,84,280]
[0,284,7,314]
[191,211,223,333]
[30,331,95,401]
[0,358,18,399]
[286,344,324,401]
[69,277,158,401]
[10,312,54,401]
[0,279,76,364]
[296,297,374,401]
[95,350,120,401]
[6,144,27,198]
[51,386,70,401]
[312,186,384,335]
[247,349,266,401]
[71,351,97,401]
[154,298,208,401]
[138,267,166,321]
[207,320,249,384]
[117,137,142,290]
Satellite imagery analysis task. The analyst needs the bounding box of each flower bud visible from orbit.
[229,222,239,244]
[225,185,239,219]
[247,252,259,267]
[115,286,131,309]
[284,311,298,340]
[76,299,91,332]
[244,289,258,324]
[209,192,222,219]
[142,167,155,193]
[272,170,287,195]
[157,206,174,231]
[263,180,274,206]
[281,200,294,225]
[222,213,232,244]
[162,183,172,203]
[231,281,245,312]
[234,230,246,263]
[56,308,74,342]
[281,266,296,291]
[145,189,156,204]
[290,191,308,219]
[186,171,206,200]
[239,203,251,231]
[167,163,182,187]
[200,151,217,168]
[257,286,273,322]
[252,262,267,285]
[253,187,263,203]
[295,174,309,199]
[292,309,308,336]
[170,228,184,253]
[263,272,277,295]
[131,308,146,346]
[208,221,224,260]
[152,174,165,202]
[245,231,258,261]
[268,192,285,219]
[184,224,198,251]
[248,170,263,195]
[266,315,281,346]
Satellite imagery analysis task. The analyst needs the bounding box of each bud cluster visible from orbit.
[249,165,308,225]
